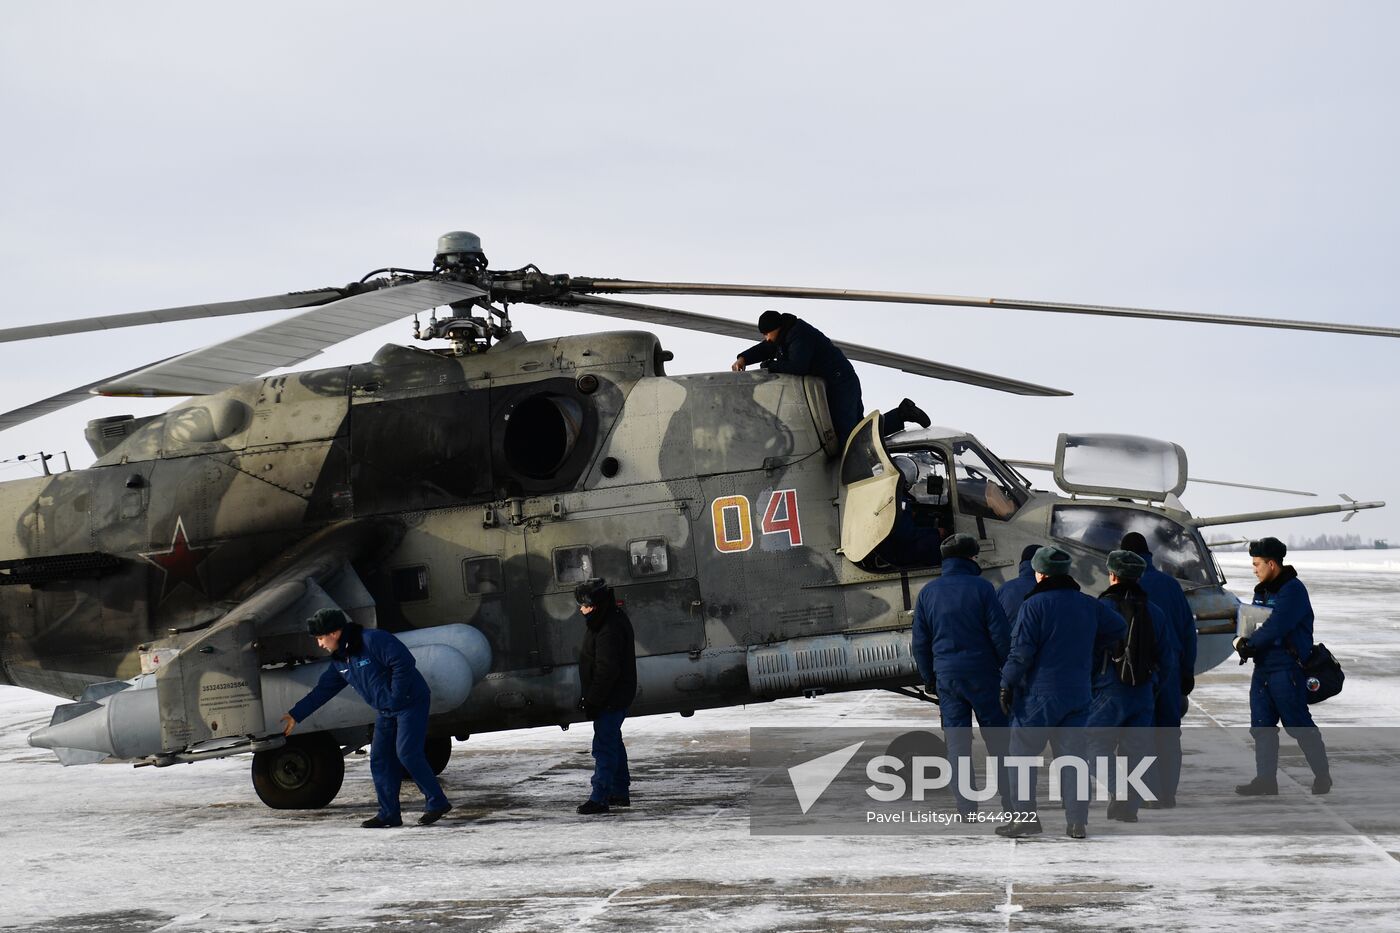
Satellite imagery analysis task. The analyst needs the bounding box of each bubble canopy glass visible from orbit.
[1053,433,1187,501]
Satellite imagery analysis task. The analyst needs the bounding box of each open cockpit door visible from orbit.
[838,412,899,562]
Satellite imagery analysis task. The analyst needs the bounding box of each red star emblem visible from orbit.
[140,518,215,600]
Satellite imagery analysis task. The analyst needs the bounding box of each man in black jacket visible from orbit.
[732,310,928,442]
[575,577,638,814]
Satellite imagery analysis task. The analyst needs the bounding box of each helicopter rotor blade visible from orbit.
[0,288,347,344]
[94,279,486,397]
[0,279,486,433]
[548,295,1072,397]
[0,357,181,434]
[572,280,1400,339]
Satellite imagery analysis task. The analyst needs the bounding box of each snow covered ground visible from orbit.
[3,550,1399,932]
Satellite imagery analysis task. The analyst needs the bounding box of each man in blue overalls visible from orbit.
[911,533,1014,819]
[1232,537,1331,796]
[996,544,1041,624]
[997,547,1126,839]
[281,608,452,828]
[1087,550,1174,822]
[732,310,928,442]
[1119,532,1195,808]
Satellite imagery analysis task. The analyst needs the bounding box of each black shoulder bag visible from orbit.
[1286,640,1344,705]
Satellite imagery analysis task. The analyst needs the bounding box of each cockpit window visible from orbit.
[1051,505,1218,584]
[952,442,1025,521]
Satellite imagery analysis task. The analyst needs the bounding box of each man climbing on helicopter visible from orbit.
[731,310,929,441]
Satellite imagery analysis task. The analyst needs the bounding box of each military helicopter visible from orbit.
[5,231,1389,809]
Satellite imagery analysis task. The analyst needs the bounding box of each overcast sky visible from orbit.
[1,2,1396,547]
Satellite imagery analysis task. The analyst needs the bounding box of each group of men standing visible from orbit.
[913,532,1199,839]
[913,531,1331,839]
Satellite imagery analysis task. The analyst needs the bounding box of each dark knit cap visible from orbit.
[1031,546,1073,576]
[940,532,980,559]
[306,607,349,636]
[1019,544,1040,563]
[1119,532,1150,555]
[1248,537,1287,562]
[1107,549,1147,580]
[757,310,784,333]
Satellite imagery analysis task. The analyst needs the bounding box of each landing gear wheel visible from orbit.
[398,734,453,778]
[883,730,951,799]
[426,735,452,775]
[251,733,345,809]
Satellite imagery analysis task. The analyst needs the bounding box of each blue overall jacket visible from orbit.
[1248,566,1314,673]
[912,557,1011,683]
[1001,575,1126,707]
[290,624,429,722]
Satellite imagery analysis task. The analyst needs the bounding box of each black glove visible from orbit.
[1233,636,1253,665]
[578,698,598,720]
[999,687,1014,717]
[924,680,940,706]
[1180,672,1195,697]
[1179,695,1190,719]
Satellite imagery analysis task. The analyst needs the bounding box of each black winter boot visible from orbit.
[1234,777,1279,796]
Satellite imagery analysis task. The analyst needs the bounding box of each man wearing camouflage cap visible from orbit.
[280,608,453,828]
[911,532,1014,818]
[996,546,1126,839]
[1087,550,1175,822]
[1233,537,1331,796]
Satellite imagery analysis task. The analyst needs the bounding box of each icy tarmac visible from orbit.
[4,550,1400,932]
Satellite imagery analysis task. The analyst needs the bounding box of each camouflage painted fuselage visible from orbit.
[0,330,1234,739]
[0,333,914,730]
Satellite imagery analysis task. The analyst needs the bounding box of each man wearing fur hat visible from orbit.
[1087,550,1175,822]
[731,310,928,442]
[280,608,452,828]
[911,532,1014,818]
[574,577,638,815]
[996,546,1126,839]
[1232,537,1331,796]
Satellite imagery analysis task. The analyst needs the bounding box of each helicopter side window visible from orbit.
[952,442,1024,522]
[391,564,431,602]
[1050,505,1218,585]
[463,557,503,596]
[553,546,594,585]
[628,538,669,577]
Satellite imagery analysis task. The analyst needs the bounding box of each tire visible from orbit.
[882,730,951,798]
[425,735,452,775]
[397,734,453,778]
[251,733,345,810]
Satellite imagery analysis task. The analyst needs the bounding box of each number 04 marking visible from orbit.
[710,490,803,553]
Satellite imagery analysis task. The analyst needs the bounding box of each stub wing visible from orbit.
[27,521,391,764]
